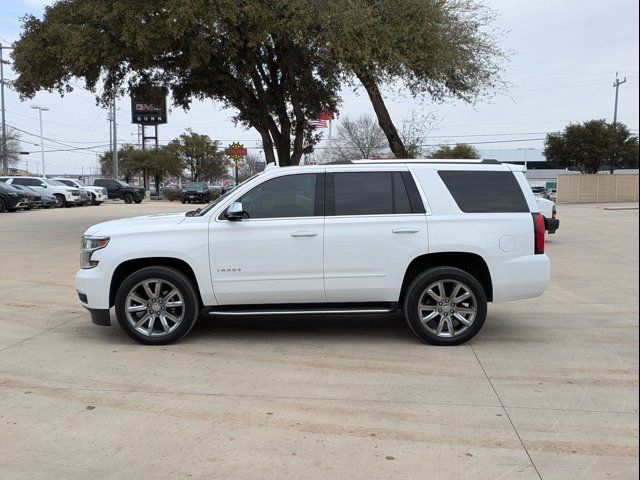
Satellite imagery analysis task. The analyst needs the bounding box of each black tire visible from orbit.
[94,202,103,206]
[89,194,96,205]
[134,198,143,204]
[0,197,6,212]
[181,199,186,204]
[115,266,200,345]
[123,193,134,204]
[403,267,487,346]
[54,194,66,207]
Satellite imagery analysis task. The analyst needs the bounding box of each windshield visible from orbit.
[117,180,131,187]
[74,180,86,187]
[44,179,66,186]
[194,173,262,217]
[185,182,206,191]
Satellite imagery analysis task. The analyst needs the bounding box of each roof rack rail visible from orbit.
[326,159,501,165]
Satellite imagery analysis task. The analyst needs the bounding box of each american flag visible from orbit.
[308,118,327,129]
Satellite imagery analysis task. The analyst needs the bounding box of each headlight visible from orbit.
[80,236,110,269]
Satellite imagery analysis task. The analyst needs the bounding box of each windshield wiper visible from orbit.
[185,208,201,217]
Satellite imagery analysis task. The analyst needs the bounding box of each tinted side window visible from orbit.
[239,174,317,219]
[12,178,36,186]
[438,171,529,213]
[332,172,416,216]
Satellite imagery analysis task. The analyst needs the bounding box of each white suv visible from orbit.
[0,176,81,207]
[75,160,550,346]
[53,178,108,205]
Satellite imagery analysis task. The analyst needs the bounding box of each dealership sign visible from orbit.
[130,93,168,125]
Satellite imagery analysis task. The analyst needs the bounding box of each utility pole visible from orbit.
[611,72,627,174]
[30,105,49,177]
[111,96,118,179]
[1,43,13,176]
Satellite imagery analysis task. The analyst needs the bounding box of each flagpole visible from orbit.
[328,119,333,163]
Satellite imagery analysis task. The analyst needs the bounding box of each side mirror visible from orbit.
[225,201,247,221]
[40,184,47,188]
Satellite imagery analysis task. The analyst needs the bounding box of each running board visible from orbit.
[207,305,397,316]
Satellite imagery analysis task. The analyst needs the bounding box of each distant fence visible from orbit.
[557,174,639,204]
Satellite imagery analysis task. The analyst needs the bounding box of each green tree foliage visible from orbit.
[11,1,340,166]
[167,130,227,182]
[430,144,481,160]
[317,0,503,158]
[99,144,181,194]
[544,120,639,174]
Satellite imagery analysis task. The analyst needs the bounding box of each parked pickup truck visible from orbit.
[76,160,550,346]
[536,197,559,234]
[93,179,145,204]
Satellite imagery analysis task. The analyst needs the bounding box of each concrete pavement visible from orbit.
[0,201,638,479]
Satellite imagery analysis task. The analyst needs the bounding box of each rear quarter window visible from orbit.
[438,170,529,213]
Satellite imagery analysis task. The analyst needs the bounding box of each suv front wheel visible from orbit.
[403,267,487,346]
[115,266,200,345]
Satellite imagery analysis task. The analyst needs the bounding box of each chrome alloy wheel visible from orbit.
[417,280,477,338]
[125,278,185,337]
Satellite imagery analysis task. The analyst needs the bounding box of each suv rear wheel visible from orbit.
[114,266,200,345]
[403,267,487,346]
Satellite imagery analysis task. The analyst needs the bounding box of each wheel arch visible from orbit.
[110,257,203,307]
[400,252,493,303]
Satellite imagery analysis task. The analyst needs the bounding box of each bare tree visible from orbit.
[1,128,25,168]
[238,153,266,182]
[334,115,389,161]
[399,111,441,158]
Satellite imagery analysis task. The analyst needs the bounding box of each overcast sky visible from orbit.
[1,0,638,175]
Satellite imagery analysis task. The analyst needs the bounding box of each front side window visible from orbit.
[238,174,317,219]
[332,171,414,216]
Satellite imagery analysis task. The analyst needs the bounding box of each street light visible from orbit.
[517,147,535,171]
[30,105,50,177]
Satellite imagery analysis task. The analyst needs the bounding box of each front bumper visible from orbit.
[545,218,560,234]
[75,266,111,310]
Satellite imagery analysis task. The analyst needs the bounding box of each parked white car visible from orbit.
[76,160,550,346]
[53,178,107,205]
[0,176,81,207]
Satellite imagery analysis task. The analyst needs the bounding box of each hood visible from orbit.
[84,212,188,236]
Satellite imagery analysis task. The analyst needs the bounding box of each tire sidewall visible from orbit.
[0,198,6,212]
[404,267,487,346]
[114,266,200,345]
[54,194,66,207]
[123,193,134,204]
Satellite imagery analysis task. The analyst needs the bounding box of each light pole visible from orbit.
[517,147,535,171]
[30,105,50,177]
[1,43,14,176]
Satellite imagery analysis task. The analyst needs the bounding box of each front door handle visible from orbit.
[291,231,318,237]
[392,228,419,234]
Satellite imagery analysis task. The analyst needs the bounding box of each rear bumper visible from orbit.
[491,254,550,303]
[545,218,560,234]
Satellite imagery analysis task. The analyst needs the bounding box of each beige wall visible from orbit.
[557,174,639,203]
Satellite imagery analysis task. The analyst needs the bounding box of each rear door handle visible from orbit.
[392,228,419,234]
[291,231,318,237]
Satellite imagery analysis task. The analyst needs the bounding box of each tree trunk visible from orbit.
[253,125,276,166]
[357,71,409,159]
[155,173,161,197]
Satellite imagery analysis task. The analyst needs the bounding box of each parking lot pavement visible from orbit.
[0,202,638,479]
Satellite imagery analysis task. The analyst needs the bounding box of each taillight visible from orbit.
[532,212,545,254]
